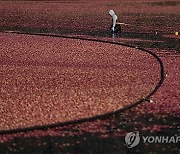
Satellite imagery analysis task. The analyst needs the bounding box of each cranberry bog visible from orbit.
[0,0,179,153]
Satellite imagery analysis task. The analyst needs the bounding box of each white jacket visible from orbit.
[109,10,118,31]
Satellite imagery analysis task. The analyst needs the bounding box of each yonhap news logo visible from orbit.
[125,131,180,148]
[125,131,140,148]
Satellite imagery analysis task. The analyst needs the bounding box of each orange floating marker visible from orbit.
[175,32,179,36]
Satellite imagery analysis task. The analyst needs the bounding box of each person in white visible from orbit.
[108,10,121,33]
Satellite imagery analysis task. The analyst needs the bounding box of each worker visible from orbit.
[109,10,121,33]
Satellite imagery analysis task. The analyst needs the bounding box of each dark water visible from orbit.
[1,26,179,53]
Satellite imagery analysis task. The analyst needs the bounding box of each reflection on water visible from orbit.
[111,32,179,53]
[61,28,179,53]
[106,30,179,53]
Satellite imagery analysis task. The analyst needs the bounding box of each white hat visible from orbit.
[109,10,115,16]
